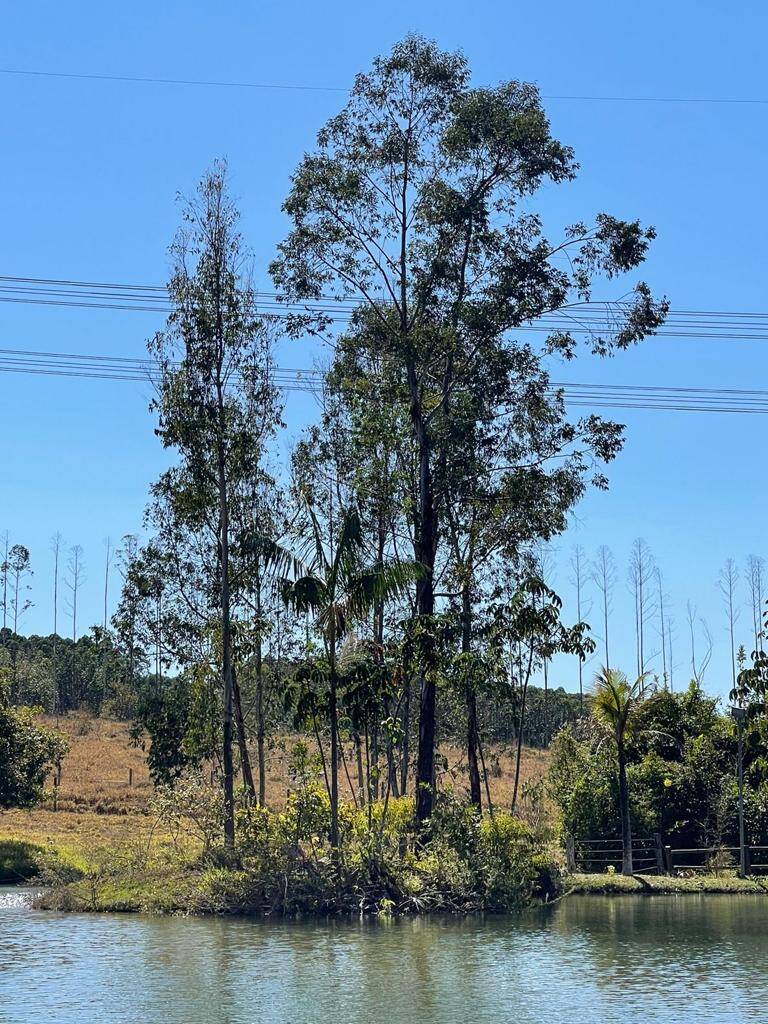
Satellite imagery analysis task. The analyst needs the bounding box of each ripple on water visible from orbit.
[0,886,38,910]
[2,894,768,1023]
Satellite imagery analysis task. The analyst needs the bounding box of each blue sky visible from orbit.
[2,0,767,698]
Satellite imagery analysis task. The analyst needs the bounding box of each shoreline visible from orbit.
[565,872,768,895]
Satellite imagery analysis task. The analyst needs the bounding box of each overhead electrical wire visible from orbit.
[5,276,768,342]
[0,346,767,413]
[1,66,766,106]
[3,276,768,412]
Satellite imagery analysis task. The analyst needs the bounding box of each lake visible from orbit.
[2,889,768,1022]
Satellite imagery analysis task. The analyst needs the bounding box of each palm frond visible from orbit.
[329,506,364,591]
[282,574,328,614]
[245,532,311,581]
[303,497,331,575]
[345,559,425,620]
[592,667,652,742]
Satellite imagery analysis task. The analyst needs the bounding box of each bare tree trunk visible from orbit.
[408,341,440,825]
[618,742,633,876]
[400,673,411,796]
[52,533,61,716]
[232,664,255,797]
[355,733,365,805]
[462,584,481,810]
[103,537,111,631]
[511,646,534,815]
[255,563,266,806]
[328,621,340,849]
[216,420,236,850]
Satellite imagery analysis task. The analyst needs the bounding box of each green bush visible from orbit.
[0,840,44,882]
[233,789,548,914]
[0,705,67,810]
[549,683,768,852]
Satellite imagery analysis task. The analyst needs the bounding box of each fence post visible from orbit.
[565,835,576,872]
[653,833,666,874]
[744,846,752,877]
[53,772,58,812]
[664,845,673,874]
[128,767,133,787]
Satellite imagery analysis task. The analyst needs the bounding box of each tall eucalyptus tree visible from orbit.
[271,36,666,822]
[149,163,281,847]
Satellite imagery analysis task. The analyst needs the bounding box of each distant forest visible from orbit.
[0,627,583,749]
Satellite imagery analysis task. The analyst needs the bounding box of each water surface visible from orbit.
[2,889,767,1022]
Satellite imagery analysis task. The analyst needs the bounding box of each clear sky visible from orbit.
[2,0,767,698]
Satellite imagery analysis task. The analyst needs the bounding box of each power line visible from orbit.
[2,66,767,107]
[2,345,768,413]
[0,67,347,94]
[8,276,768,342]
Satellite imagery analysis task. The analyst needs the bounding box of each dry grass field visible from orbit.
[0,714,552,857]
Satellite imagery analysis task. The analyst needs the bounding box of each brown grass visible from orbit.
[0,714,551,857]
[41,713,153,814]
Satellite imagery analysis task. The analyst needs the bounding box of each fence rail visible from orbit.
[46,766,145,811]
[567,834,768,876]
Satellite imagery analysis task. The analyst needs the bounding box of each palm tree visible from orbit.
[260,502,422,849]
[592,667,650,876]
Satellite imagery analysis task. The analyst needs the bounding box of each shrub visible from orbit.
[549,684,768,853]
[0,705,67,810]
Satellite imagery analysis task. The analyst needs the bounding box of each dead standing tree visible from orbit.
[51,532,63,715]
[718,558,740,694]
[66,545,85,704]
[628,539,656,676]
[592,545,616,670]
[747,555,765,657]
[7,544,32,701]
[570,545,592,706]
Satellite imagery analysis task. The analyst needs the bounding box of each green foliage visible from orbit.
[130,674,216,786]
[231,790,549,914]
[0,704,67,810]
[549,682,760,850]
[0,840,45,882]
[0,627,136,714]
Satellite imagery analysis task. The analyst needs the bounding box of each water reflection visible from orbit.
[2,891,767,1022]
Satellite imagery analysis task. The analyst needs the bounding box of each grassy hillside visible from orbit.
[0,714,551,858]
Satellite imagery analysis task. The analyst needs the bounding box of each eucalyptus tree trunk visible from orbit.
[462,584,482,810]
[215,394,236,851]
[255,566,266,806]
[413,421,438,824]
[400,672,411,797]
[232,665,255,798]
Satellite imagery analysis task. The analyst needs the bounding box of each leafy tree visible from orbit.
[272,35,667,823]
[0,704,67,810]
[130,670,219,787]
[591,667,651,875]
[550,683,757,859]
[148,162,281,848]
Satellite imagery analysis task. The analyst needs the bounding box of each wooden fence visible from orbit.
[566,835,768,876]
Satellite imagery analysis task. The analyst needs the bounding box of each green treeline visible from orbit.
[552,682,766,849]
